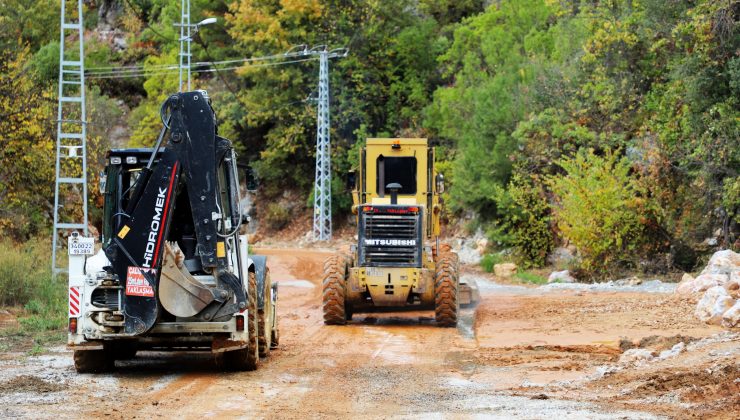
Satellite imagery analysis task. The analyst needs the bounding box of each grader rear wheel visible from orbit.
[435,253,459,327]
[258,268,273,357]
[322,255,348,325]
[217,271,259,371]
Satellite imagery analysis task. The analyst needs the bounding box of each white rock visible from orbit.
[494,263,517,278]
[695,286,729,323]
[692,273,729,292]
[456,228,486,265]
[619,348,654,365]
[700,249,740,276]
[721,301,740,328]
[548,270,576,284]
[547,247,576,266]
[658,342,685,360]
[675,273,696,295]
[726,270,740,291]
[708,296,736,325]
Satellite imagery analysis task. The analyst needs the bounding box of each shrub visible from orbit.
[485,174,554,268]
[0,240,67,351]
[515,270,547,285]
[264,203,292,230]
[480,254,503,273]
[0,240,49,306]
[547,149,658,275]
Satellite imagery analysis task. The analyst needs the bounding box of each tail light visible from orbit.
[69,318,78,334]
[235,315,245,331]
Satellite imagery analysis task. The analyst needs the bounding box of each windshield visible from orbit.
[376,156,417,195]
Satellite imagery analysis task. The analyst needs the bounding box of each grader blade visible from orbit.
[159,243,217,317]
[458,278,480,307]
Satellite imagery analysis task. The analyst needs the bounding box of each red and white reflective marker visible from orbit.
[69,286,81,316]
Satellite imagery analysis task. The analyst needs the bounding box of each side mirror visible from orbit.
[346,170,356,190]
[239,165,259,192]
[99,170,107,194]
[435,173,445,194]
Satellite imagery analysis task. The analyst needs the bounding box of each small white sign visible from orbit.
[68,236,95,255]
[365,267,384,277]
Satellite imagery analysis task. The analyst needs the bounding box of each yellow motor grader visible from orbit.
[322,138,478,327]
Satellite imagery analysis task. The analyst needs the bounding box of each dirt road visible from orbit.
[0,248,737,419]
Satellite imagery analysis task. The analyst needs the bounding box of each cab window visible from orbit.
[376,156,416,195]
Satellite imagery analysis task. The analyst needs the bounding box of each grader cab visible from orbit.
[322,138,478,327]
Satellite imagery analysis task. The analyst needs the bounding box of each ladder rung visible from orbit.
[62,69,82,75]
[59,133,83,139]
[58,177,85,183]
[62,23,81,30]
[62,80,82,85]
[56,223,86,230]
[60,96,83,103]
[62,60,82,67]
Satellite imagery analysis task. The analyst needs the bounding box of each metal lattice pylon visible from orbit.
[312,50,332,241]
[178,0,192,91]
[52,0,88,274]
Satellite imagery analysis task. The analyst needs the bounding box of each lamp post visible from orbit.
[175,0,216,92]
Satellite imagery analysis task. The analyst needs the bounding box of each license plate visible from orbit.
[365,267,384,277]
[68,237,95,255]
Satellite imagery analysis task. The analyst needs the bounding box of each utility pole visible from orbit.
[52,0,89,275]
[309,47,347,241]
[178,0,190,91]
[312,49,331,241]
[177,0,216,91]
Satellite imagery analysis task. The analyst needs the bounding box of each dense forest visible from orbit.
[0,0,738,276]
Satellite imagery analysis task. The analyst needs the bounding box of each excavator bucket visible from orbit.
[159,243,217,317]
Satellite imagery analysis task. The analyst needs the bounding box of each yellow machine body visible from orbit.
[347,138,443,310]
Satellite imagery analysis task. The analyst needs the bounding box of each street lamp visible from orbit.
[175,1,217,91]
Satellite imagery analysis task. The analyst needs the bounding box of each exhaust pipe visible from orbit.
[386,183,401,205]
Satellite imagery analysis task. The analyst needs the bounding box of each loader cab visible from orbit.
[101,149,161,248]
[352,139,442,268]
[101,147,242,274]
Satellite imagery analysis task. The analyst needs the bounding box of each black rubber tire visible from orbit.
[73,349,114,373]
[108,341,138,360]
[219,271,259,371]
[435,253,459,327]
[258,268,273,357]
[322,255,347,325]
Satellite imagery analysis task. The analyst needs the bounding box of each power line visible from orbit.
[86,57,318,79]
[85,50,314,76]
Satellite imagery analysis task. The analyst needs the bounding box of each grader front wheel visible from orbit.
[435,254,459,327]
[322,255,348,325]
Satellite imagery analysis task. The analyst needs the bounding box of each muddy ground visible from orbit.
[0,248,738,419]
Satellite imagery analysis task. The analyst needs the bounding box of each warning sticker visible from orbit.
[126,266,156,297]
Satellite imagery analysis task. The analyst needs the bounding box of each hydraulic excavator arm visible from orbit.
[104,91,246,335]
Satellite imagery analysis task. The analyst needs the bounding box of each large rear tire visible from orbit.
[73,349,114,373]
[108,341,137,360]
[218,271,259,371]
[258,268,273,357]
[435,253,459,327]
[322,255,347,325]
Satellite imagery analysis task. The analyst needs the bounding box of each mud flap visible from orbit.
[250,255,268,310]
[105,152,181,335]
